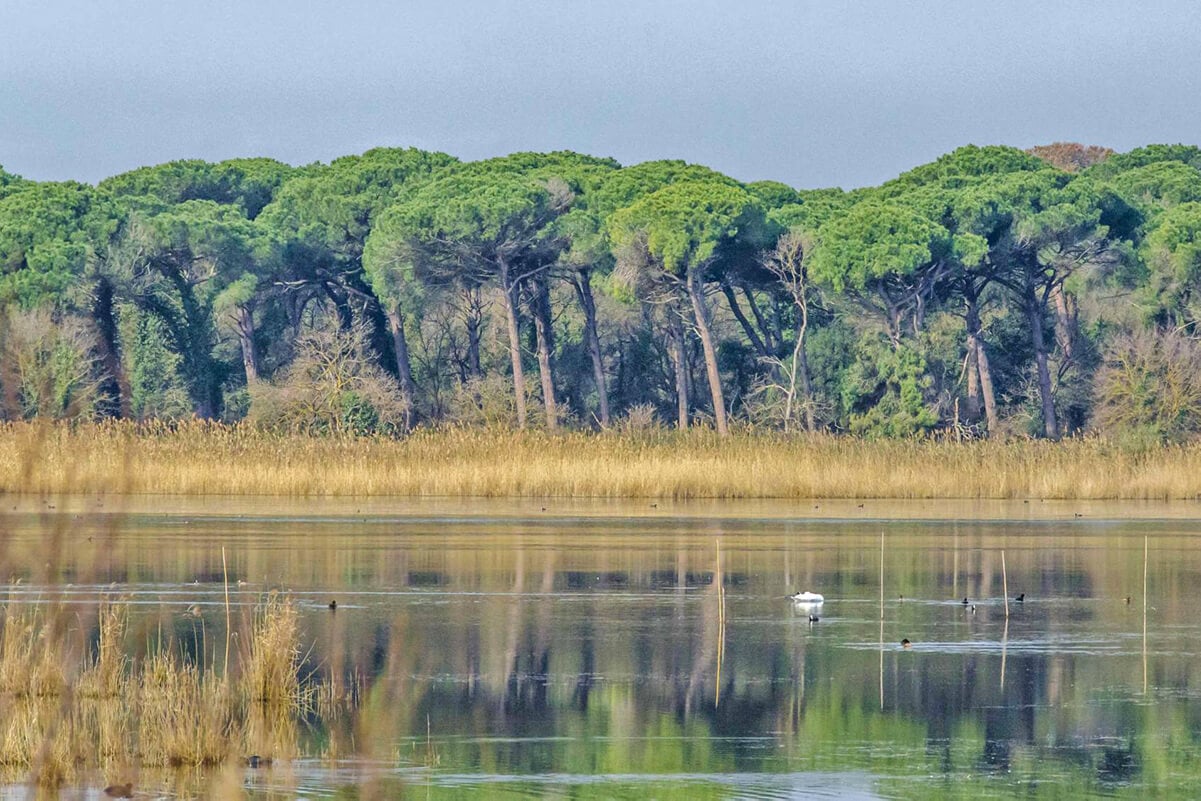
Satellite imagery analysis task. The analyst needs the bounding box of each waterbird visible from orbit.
[328,600,337,611]
[1124,596,1132,605]
[901,638,911,648]
[791,591,824,603]
[808,614,820,623]
[103,783,133,799]
[1014,593,1025,603]
[962,597,970,606]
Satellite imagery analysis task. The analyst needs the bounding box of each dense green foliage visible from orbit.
[2,142,1200,440]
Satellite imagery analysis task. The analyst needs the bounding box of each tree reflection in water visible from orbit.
[0,500,1196,798]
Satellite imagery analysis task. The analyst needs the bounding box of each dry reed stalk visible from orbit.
[4,422,1201,499]
[137,650,235,767]
[240,593,302,709]
[77,601,127,700]
[0,604,70,699]
[0,588,309,788]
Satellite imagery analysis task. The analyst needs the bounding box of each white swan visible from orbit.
[791,591,824,603]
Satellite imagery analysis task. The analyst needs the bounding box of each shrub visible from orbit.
[1093,330,1201,443]
[248,323,409,435]
[0,309,106,420]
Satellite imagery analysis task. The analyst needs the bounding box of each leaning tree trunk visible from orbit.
[1051,283,1076,364]
[963,298,1001,436]
[1024,287,1059,439]
[686,270,729,436]
[572,269,610,426]
[91,276,131,417]
[966,340,981,421]
[668,306,689,430]
[169,272,219,420]
[232,304,261,385]
[794,300,816,434]
[743,285,780,354]
[497,255,528,429]
[975,339,1000,436]
[719,281,768,359]
[529,275,559,430]
[385,307,418,427]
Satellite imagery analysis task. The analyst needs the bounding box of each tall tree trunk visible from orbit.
[385,307,418,427]
[687,270,729,436]
[530,275,558,430]
[498,256,528,429]
[795,302,816,433]
[975,338,1000,436]
[91,276,130,417]
[963,300,982,421]
[462,285,483,380]
[571,269,610,426]
[719,281,768,358]
[354,294,399,379]
[169,272,218,419]
[233,304,261,385]
[743,286,779,354]
[324,283,355,332]
[1051,284,1076,363]
[668,306,689,430]
[963,297,999,436]
[965,339,981,421]
[1024,287,1058,439]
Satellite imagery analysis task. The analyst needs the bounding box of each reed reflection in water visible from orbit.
[0,498,1198,799]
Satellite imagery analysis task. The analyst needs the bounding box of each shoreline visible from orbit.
[4,494,1201,522]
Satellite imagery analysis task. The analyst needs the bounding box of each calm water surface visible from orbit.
[2,497,1201,799]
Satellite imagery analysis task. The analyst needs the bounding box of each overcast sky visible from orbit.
[2,1,1198,189]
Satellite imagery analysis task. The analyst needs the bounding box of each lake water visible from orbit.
[2,497,1201,799]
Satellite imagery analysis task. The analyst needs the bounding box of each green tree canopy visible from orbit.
[607,180,771,278]
[258,147,457,259]
[879,145,1048,198]
[1140,202,1201,329]
[1103,161,1201,220]
[1084,144,1201,180]
[609,180,771,435]
[0,182,116,308]
[0,166,32,202]
[100,158,296,219]
[808,198,949,294]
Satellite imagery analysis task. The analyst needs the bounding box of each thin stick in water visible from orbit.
[1143,535,1149,695]
[1000,615,1009,691]
[715,537,726,707]
[222,545,231,678]
[1002,550,1009,619]
[879,530,884,710]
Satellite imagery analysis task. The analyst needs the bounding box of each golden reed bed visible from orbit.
[3,421,1200,500]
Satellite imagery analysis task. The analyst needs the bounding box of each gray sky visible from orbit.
[2,1,1198,189]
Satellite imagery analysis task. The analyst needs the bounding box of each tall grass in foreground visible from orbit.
[0,595,306,788]
[3,420,1201,499]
